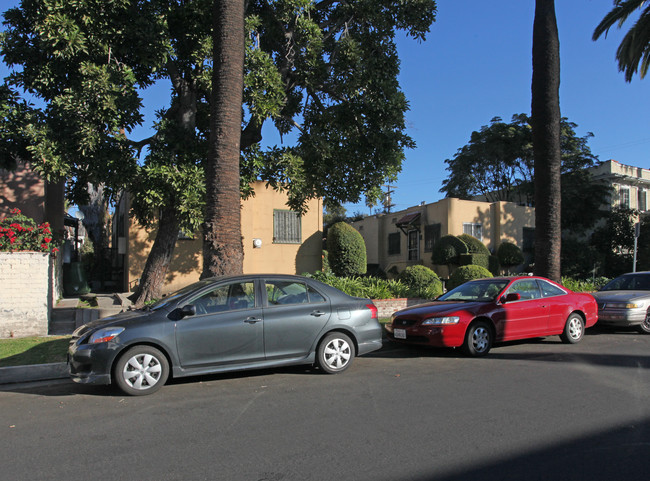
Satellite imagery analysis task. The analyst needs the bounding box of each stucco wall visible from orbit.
[128,183,323,295]
[0,252,54,338]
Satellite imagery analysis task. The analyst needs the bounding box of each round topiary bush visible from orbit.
[432,235,468,265]
[447,265,493,290]
[497,242,524,271]
[326,222,367,277]
[398,265,443,299]
[458,234,490,255]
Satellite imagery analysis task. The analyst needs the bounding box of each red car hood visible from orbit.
[394,300,488,319]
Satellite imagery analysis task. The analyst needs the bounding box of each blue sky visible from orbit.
[2,1,648,215]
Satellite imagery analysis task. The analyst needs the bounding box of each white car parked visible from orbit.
[591,271,650,333]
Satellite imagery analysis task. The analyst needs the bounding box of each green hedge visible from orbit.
[458,253,489,269]
[307,271,440,300]
[458,234,490,255]
[497,242,524,270]
[432,235,468,265]
[326,222,367,277]
[447,265,493,290]
[398,265,443,299]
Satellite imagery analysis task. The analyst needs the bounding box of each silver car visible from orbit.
[591,271,650,333]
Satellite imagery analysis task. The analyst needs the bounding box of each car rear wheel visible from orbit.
[560,313,585,344]
[463,321,492,357]
[637,310,650,334]
[317,332,355,374]
[113,345,169,396]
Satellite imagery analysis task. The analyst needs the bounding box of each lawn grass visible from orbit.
[0,336,70,367]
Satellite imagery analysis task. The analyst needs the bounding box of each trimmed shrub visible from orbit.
[399,265,443,299]
[488,255,501,276]
[458,234,490,255]
[458,253,490,270]
[497,242,524,272]
[447,265,493,290]
[432,235,468,265]
[326,222,367,277]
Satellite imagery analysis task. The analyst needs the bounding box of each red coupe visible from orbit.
[385,276,598,356]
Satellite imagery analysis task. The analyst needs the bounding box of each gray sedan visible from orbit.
[591,271,650,333]
[68,274,382,395]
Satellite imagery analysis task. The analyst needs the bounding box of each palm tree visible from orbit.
[201,0,246,278]
[593,0,650,82]
[531,0,562,282]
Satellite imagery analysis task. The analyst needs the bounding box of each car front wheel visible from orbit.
[317,332,355,374]
[463,321,492,357]
[113,345,169,396]
[637,310,650,334]
[560,313,585,344]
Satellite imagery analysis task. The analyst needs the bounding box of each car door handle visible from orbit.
[310,310,326,317]
[244,317,262,324]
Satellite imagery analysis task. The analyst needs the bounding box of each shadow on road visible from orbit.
[407,418,650,481]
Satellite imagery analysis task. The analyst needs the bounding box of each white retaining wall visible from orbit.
[0,252,57,338]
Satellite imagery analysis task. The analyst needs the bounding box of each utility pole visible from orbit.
[383,184,396,213]
[633,221,640,272]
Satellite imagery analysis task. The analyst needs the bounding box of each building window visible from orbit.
[424,223,441,252]
[388,232,400,255]
[463,223,482,240]
[523,227,535,253]
[273,210,301,244]
[408,230,419,261]
[639,189,647,212]
[619,187,630,208]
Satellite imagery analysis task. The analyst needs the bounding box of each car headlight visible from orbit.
[422,316,460,325]
[608,303,642,309]
[89,327,125,344]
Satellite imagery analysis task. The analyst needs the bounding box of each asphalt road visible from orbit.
[2,327,650,481]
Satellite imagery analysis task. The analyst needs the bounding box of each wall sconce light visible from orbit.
[253,238,262,248]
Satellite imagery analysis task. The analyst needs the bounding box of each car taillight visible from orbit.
[366,303,378,319]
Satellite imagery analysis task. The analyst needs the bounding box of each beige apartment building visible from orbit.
[590,159,649,212]
[117,181,323,294]
[350,197,535,278]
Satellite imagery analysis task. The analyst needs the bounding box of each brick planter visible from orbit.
[0,252,59,338]
[372,298,431,318]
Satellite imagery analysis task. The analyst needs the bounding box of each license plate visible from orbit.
[394,328,406,339]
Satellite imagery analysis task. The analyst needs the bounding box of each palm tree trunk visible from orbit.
[531,0,562,282]
[202,0,245,278]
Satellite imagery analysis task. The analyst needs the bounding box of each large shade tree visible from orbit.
[593,0,650,81]
[440,114,610,234]
[0,0,437,304]
[531,0,562,282]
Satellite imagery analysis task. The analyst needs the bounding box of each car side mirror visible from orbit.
[500,293,521,304]
[169,304,196,320]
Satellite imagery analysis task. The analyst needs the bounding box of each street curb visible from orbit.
[0,362,68,385]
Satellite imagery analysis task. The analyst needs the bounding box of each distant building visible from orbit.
[590,159,649,212]
[350,197,535,278]
[0,160,65,234]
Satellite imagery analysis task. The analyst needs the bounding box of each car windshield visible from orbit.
[438,279,510,302]
[149,280,216,311]
[600,273,650,292]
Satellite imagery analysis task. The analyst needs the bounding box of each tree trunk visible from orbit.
[78,183,109,283]
[201,0,245,278]
[531,0,562,282]
[132,206,180,306]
